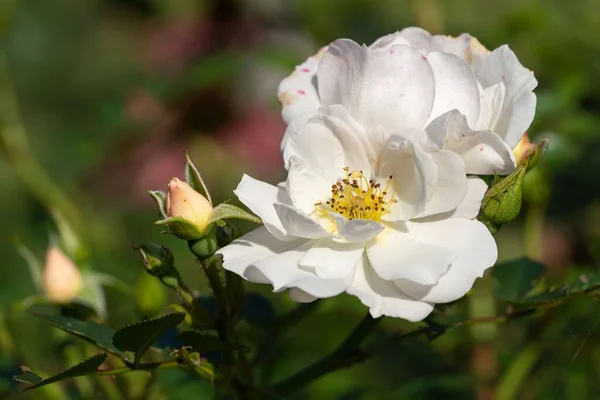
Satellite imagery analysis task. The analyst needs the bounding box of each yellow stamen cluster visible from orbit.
[315,168,397,221]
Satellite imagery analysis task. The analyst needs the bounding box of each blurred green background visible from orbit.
[1,0,600,399]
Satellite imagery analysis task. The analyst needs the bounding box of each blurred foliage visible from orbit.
[1,0,600,399]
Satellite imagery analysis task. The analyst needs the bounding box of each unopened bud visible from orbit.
[513,133,548,169]
[513,133,533,165]
[137,243,174,277]
[167,178,213,231]
[480,165,527,229]
[43,248,82,303]
[188,233,218,260]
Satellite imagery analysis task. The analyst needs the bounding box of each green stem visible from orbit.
[96,361,179,376]
[202,256,254,393]
[271,313,381,396]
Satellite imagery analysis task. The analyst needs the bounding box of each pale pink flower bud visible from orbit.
[167,178,213,230]
[43,248,82,303]
[513,133,534,166]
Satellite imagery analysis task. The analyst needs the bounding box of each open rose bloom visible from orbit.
[218,28,537,321]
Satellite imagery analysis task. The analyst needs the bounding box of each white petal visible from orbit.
[244,241,313,290]
[347,255,434,321]
[218,226,305,279]
[397,27,433,50]
[234,175,293,241]
[321,105,377,174]
[299,239,364,279]
[289,288,318,303]
[237,238,350,298]
[451,176,488,219]
[495,91,537,149]
[394,28,473,60]
[366,226,456,284]
[427,110,516,175]
[415,150,468,218]
[429,33,473,60]
[291,276,351,298]
[318,39,435,131]
[472,45,537,148]
[331,214,384,243]
[286,156,334,215]
[369,31,411,49]
[475,82,506,131]
[418,176,488,221]
[377,135,437,220]
[395,219,497,303]
[273,203,331,239]
[283,106,375,172]
[281,112,314,161]
[277,47,326,125]
[426,52,480,127]
[285,110,375,213]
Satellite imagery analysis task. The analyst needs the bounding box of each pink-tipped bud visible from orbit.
[513,133,534,166]
[43,248,82,303]
[167,178,213,231]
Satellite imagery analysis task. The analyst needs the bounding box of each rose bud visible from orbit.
[43,247,82,303]
[166,178,213,234]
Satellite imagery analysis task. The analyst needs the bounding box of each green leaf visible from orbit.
[516,288,569,305]
[208,203,262,226]
[184,151,212,206]
[155,216,204,240]
[13,367,42,385]
[178,330,244,352]
[567,273,600,294]
[17,354,107,391]
[147,190,168,219]
[30,312,126,358]
[14,238,43,291]
[112,313,186,366]
[492,258,545,302]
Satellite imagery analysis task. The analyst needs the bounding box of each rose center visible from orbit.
[315,168,397,221]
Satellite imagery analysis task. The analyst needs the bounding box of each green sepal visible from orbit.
[184,151,213,206]
[15,354,107,391]
[112,313,186,366]
[155,216,205,240]
[147,190,168,219]
[207,203,262,226]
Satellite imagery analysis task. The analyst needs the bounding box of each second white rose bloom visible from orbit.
[278,27,537,175]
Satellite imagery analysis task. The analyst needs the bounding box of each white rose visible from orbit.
[218,103,497,321]
[278,27,537,175]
